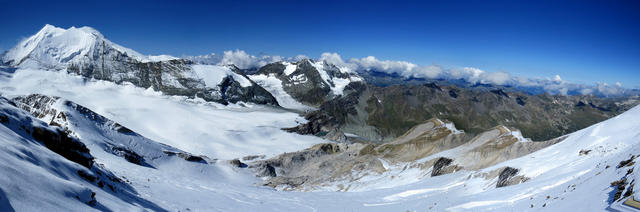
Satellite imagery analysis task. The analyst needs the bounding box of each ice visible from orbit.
[283,62,297,75]
[0,69,323,159]
[248,74,315,111]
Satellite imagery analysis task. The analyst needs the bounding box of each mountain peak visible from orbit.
[39,24,60,33]
[295,57,313,65]
[34,24,104,40]
[2,24,146,68]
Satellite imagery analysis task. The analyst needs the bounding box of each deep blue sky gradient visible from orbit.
[1,0,639,87]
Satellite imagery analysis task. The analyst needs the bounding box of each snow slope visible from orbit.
[2,65,640,211]
[249,59,363,109]
[2,25,279,106]
[330,105,640,211]
[2,24,174,68]
[248,73,316,111]
[0,68,325,159]
[0,94,337,211]
[0,97,169,211]
[310,59,363,96]
[192,64,252,87]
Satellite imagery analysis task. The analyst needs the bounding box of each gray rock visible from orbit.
[229,159,247,168]
[496,167,529,188]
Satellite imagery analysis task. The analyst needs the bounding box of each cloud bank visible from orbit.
[185,50,636,97]
[186,50,284,69]
[319,52,635,97]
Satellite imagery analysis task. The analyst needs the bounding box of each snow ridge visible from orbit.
[2,24,173,69]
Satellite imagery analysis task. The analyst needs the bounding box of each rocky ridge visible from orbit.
[2,25,277,106]
[251,118,560,191]
[249,58,363,107]
[287,82,639,143]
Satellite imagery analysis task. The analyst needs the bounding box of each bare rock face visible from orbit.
[496,167,529,188]
[250,142,379,190]
[431,157,461,177]
[251,143,352,178]
[13,94,213,167]
[68,59,279,106]
[31,126,94,168]
[12,94,151,166]
[13,94,131,136]
[110,146,146,166]
[288,81,639,143]
[252,118,559,191]
[257,59,331,106]
[254,59,362,107]
[283,111,338,136]
[375,119,468,162]
[1,96,94,168]
[229,159,247,168]
[242,155,265,161]
[163,151,209,164]
[0,97,128,197]
[254,163,277,177]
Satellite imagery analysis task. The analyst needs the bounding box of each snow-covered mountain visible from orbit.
[3,24,147,68]
[249,59,363,109]
[1,24,366,108]
[2,25,278,105]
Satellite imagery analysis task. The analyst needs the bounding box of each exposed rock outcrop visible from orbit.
[253,59,363,107]
[1,97,94,168]
[252,119,558,190]
[431,157,461,176]
[496,167,529,188]
[288,82,639,143]
[30,126,94,168]
[0,96,129,198]
[13,94,211,166]
[229,159,247,168]
[162,151,209,164]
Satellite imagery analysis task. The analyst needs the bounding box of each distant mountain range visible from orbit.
[3,24,638,143]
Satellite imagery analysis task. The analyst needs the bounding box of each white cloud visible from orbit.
[580,88,594,95]
[597,82,623,96]
[318,52,360,73]
[414,65,442,79]
[349,56,418,76]
[554,75,562,82]
[219,50,277,69]
[319,52,346,67]
[294,54,309,61]
[448,67,511,85]
[558,87,569,95]
[481,71,511,85]
[186,50,286,69]
[513,76,540,87]
[337,54,628,96]
[450,67,484,82]
[185,50,631,97]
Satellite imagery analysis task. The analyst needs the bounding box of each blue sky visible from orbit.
[1,0,639,87]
